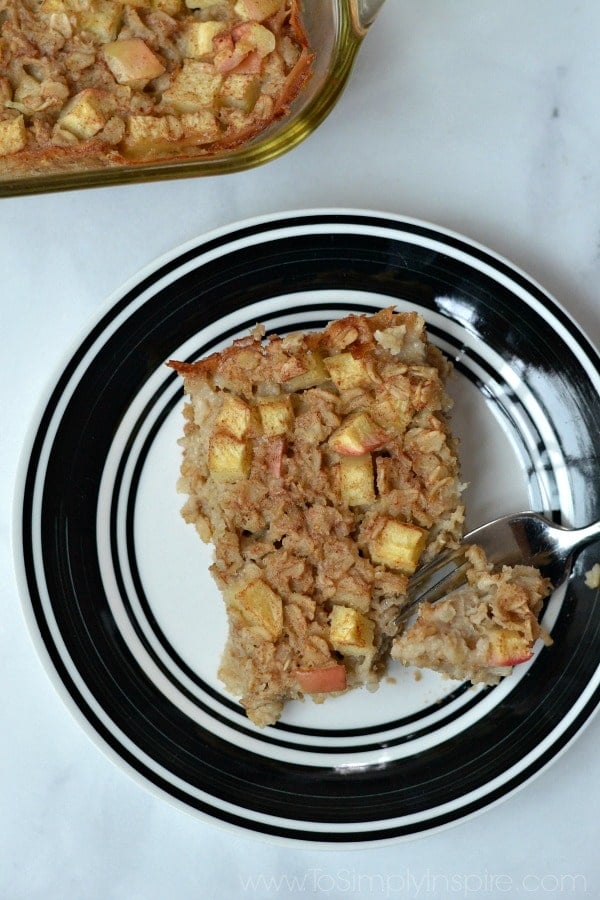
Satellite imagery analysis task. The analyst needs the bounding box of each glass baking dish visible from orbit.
[0,0,385,197]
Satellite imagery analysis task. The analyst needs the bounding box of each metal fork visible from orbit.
[397,511,600,624]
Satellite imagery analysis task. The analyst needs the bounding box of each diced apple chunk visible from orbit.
[58,89,113,140]
[282,351,328,392]
[179,110,220,144]
[329,412,389,456]
[179,20,228,59]
[233,22,276,58]
[330,606,375,658]
[208,431,251,481]
[484,629,533,667]
[122,114,180,157]
[215,395,252,439]
[79,0,123,42]
[257,397,294,436]
[234,0,282,21]
[294,664,346,694]
[13,73,41,111]
[324,352,372,391]
[169,109,221,147]
[232,577,283,640]
[339,454,375,506]
[220,74,260,112]
[0,116,27,157]
[103,39,165,89]
[162,60,223,113]
[369,517,428,574]
[371,394,410,432]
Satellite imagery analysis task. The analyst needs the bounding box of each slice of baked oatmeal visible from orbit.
[392,544,552,683]
[170,308,465,725]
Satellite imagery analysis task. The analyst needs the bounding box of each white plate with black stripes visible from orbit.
[15,210,600,846]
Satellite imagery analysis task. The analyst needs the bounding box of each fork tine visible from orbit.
[395,547,471,625]
[408,546,466,592]
[411,558,471,606]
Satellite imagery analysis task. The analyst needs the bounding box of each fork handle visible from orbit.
[568,518,600,554]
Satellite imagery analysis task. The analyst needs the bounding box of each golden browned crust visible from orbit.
[0,0,313,177]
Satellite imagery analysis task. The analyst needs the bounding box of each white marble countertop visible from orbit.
[3,1,600,897]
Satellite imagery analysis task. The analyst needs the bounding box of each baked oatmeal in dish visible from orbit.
[392,545,552,684]
[170,308,467,726]
[0,0,312,175]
